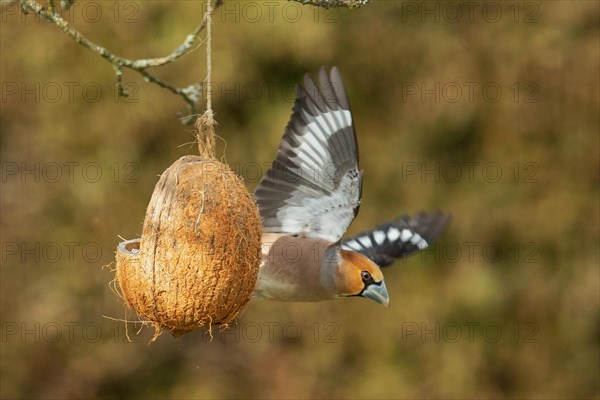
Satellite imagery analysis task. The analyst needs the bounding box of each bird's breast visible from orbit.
[255,233,336,302]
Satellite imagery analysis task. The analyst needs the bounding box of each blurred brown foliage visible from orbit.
[1,1,598,398]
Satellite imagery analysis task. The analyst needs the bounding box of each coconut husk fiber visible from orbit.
[116,155,262,339]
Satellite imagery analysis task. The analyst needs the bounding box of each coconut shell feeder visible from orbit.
[113,2,261,340]
[115,110,262,340]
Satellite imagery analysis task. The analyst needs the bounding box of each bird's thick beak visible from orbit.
[361,281,390,307]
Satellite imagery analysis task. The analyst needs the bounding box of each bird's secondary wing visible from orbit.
[255,67,362,243]
[341,211,452,267]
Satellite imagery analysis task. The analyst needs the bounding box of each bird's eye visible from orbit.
[361,271,372,282]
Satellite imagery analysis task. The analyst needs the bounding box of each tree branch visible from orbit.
[289,0,372,9]
[19,0,224,124]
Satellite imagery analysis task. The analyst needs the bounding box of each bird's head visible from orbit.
[335,249,389,307]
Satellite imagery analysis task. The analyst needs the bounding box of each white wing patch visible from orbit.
[373,230,386,245]
[412,234,428,249]
[290,110,353,169]
[276,170,360,242]
[358,235,372,248]
[388,227,401,241]
[343,240,362,251]
[339,211,451,268]
[307,109,352,132]
[410,233,423,245]
[400,229,412,242]
[342,227,428,252]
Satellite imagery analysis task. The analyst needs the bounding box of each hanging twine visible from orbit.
[196,0,216,158]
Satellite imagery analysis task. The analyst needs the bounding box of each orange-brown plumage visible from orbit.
[337,250,385,296]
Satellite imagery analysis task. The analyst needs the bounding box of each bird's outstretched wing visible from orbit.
[255,67,362,243]
[341,211,452,267]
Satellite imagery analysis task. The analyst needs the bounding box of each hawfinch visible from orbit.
[254,67,451,307]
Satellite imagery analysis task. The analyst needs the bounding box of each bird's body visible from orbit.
[257,233,335,302]
[252,67,451,306]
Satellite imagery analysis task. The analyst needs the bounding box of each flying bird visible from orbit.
[254,67,451,306]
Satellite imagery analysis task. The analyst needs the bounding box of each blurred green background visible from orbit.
[1,0,598,398]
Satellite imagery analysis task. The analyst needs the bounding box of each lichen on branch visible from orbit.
[289,0,371,9]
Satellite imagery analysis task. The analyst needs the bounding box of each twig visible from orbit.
[19,0,224,124]
[289,0,372,9]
